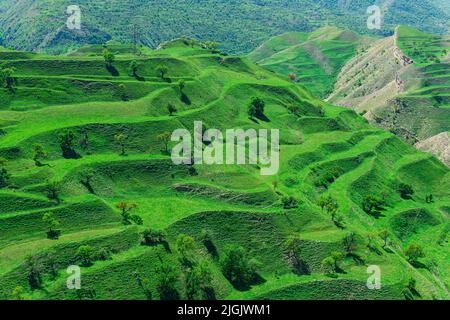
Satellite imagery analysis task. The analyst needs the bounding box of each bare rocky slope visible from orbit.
[416,132,450,166]
[328,26,450,165]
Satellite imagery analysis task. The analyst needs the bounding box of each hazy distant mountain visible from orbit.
[0,0,448,54]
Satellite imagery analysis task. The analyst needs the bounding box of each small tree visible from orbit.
[142,229,167,246]
[362,195,385,216]
[24,255,43,289]
[272,180,279,190]
[129,60,139,77]
[0,168,11,188]
[158,132,172,155]
[325,198,339,216]
[44,251,58,280]
[398,183,414,200]
[288,73,297,81]
[59,130,79,159]
[76,245,95,267]
[156,261,180,300]
[116,201,138,225]
[0,157,10,188]
[79,131,89,153]
[133,271,153,300]
[46,181,61,204]
[247,104,257,118]
[282,196,298,209]
[404,243,425,264]
[185,265,201,300]
[321,257,335,275]
[197,260,214,299]
[185,260,214,300]
[11,286,26,300]
[95,248,112,261]
[80,168,95,194]
[167,103,177,116]
[42,212,61,239]
[366,232,375,250]
[331,251,344,270]
[379,229,390,248]
[342,232,357,256]
[332,213,344,228]
[204,41,219,52]
[317,195,336,213]
[178,79,185,94]
[247,97,265,118]
[284,235,309,275]
[176,234,196,266]
[0,66,16,91]
[114,133,128,156]
[102,48,115,67]
[156,65,168,79]
[32,144,47,166]
[316,195,328,213]
[287,104,301,116]
[117,84,128,101]
[220,246,260,289]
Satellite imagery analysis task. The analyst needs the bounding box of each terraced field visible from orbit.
[0,39,448,300]
[393,26,450,139]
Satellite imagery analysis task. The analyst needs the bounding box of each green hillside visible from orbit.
[0,0,449,55]
[0,39,449,300]
[248,27,373,98]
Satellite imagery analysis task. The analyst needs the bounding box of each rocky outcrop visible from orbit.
[416,132,450,167]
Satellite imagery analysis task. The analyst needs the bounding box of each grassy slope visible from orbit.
[0,40,449,300]
[385,26,450,140]
[248,27,373,98]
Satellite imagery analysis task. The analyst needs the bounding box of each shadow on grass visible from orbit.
[203,240,218,258]
[159,289,180,300]
[410,260,427,269]
[348,253,365,265]
[134,74,146,81]
[106,65,119,76]
[230,273,266,292]
[367,245,383,255]
[336,266,347,274]
[180,93,191,105]
[249,113,270,123]
[256,113,270,122]
[383,246,395,254]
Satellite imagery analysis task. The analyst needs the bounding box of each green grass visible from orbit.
[0,38,448,301]
[248,27,373,97]
[380,25,450,140]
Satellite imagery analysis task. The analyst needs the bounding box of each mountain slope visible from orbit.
[249,27,373,98]
[0,40,448,300]
[328,26,450,163]
[0,0,449,54]
[416,132,450,166]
